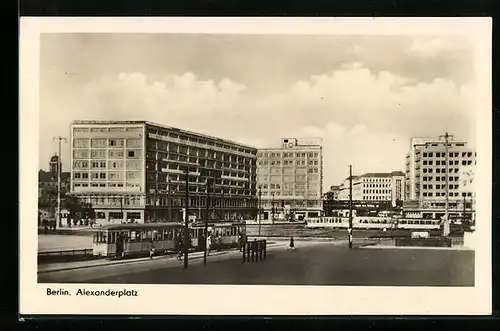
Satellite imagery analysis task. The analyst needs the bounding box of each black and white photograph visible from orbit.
[20,17,491,315]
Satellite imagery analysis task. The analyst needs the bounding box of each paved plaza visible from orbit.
[38,241,474,286]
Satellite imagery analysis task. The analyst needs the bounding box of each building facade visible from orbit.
[70,121,258,224]
[38,155,70,208]
[257,138,323,220]
[405,138,476,218]
[337,171,405,207]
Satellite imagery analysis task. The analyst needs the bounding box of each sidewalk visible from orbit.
[38,242,289,274]
[360,243,473,251]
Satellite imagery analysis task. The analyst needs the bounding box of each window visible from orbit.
[91,150,107,159]
[126,139,142,148]
[128,151,135,157]
[73,150,89,159]
[99,173,106,179]
[73,139,89,148]
[73,161,88,169]
[91,139,107,148]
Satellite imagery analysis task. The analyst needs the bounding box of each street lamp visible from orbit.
[258,185,262,236]
[271,192,275,225]
[204,178,212,265]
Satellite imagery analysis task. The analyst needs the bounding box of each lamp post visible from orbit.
[348,165,353,249]
[53,136,66,228]
[439,132,454,236]
[271,192,275,225]
[204,178,212,265]
[183,167,190,269]
[258,185,262,236]
[167,179,172,222]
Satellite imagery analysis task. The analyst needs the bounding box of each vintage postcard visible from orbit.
[20,17,492,315]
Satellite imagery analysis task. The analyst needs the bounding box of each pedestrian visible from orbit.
[206,235,212,256]
[149,242,155,259]
[289,236,295,250]
[177,235,183,261]
[217,233,222,251]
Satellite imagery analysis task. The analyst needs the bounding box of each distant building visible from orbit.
[257,138,323,220]
[38,155,70,207]
[404,136,476,220]
[337,171,405,207]
[69,120,258,224]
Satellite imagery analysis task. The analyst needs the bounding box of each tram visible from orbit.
[305,216,441,230]
[92,221,246,258]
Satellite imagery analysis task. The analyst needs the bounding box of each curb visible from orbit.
[360,245,474,251]
[38,251,227,274]
[38,245,285,274]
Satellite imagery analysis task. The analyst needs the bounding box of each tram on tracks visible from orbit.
[305,216,441,230]
[92,221,246,258]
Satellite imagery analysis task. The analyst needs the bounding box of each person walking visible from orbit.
[149,241,155,259]
[177,235,183,261]
[289,236,295,250]
[206,234,212,256]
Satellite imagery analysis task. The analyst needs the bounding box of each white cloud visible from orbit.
[408,37,469,58]
[40,65,477,187]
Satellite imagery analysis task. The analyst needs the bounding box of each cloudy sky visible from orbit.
[39,33,477,187]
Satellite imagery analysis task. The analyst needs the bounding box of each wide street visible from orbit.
[38,240,474,286]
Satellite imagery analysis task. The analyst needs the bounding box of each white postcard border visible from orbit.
[19,17,492,315]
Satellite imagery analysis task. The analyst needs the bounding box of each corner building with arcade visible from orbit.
[69,121,258,225]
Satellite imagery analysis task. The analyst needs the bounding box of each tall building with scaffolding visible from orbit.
[69,120,258,225]
[404,135,476,221]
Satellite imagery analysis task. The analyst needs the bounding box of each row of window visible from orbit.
[258,152,319,158]
[422,176,461,182]
[363,189,391,194]
[422,151,476,158]
[73,149,142,159]
[364,183,391,188]
[260,200,320,207]
[258,183,317,190]
[73,138,142,148]
[362,196,390,201]
[148,147,255,164]
[422,184,463,190]
[73,182,141,188]
[148,130,255,155]
[422,168,460,174]
[258,160,320,166]
[94,226,241,244]
[73,160,143,170]
[423,192,467,197]
[361,177,393,182]
[73,127,142,133]
[73,171,141,180]
[422,160,474,166]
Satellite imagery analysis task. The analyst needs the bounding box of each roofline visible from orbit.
[258,145,322,151]
[71,120,257,151]
[344,171,405,180]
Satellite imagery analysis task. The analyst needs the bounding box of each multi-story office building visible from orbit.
[337,171,405,207]
[70,120,258,224]
[256,138,323,220]
[404,136,476,219]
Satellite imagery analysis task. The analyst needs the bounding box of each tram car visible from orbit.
[305,216,441,230]
[92,221,246,258]
[396,218,441,230]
